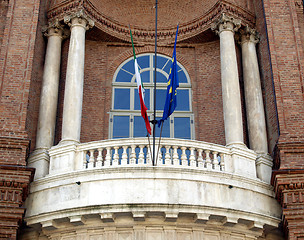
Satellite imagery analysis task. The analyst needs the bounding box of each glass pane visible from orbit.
[176,89,190,111]
[116,69,133,82]
[114,88,130,109]
[134,116,150,137]
[140,70,150,83]
[174,117,190,139]
[153,55,169,69]
[122,59,135,74]
[178,70,188,83]
[155,117,170,137]
[134,88,150,110]
[113,116,130,138]
[137,55,150,69]
[155,89,167,110]
[163,59,172,75]
[154,71,167,83]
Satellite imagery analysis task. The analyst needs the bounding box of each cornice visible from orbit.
[47,0,255,44]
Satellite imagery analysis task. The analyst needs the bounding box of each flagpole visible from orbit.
[152,0,158,166]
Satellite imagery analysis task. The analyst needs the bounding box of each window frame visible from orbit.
[110,53,194,140]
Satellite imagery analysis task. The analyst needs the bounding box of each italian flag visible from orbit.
[130,28,151,135]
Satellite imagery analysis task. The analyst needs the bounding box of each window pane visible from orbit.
[137,55,150,69]
[155,117,170,137]
[178,70,188,83]
[140,70,150,83]
[114,88,130,109]
[134,89,150,110]
[174,117,190,139]
[163,59,172,75]
[134,116,150,137]
[116,69,133,82]
[122,59,135,74]
[155,89,167,110]
[154,71,167,83]
[113,116,130,138]
[176,89,190,111]
[153,55,169,69]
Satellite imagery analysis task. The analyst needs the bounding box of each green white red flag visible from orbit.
[130,28,151,135]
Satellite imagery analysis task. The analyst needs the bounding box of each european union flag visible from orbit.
[158,25,179,127]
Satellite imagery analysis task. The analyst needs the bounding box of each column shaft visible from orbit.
[61,17,88,144]
[241,30,268,153]
[212,15,244,147]
[36,27,63,149]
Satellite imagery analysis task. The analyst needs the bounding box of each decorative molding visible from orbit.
[46,0,255,43]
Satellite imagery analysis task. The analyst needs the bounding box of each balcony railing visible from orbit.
[48,137,258,178]
[79,138,228,171]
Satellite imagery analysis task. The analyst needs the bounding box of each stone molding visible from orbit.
[211,13,241,35]
[46,0,255,43]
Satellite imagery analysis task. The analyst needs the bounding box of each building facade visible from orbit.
[1,0,304,239]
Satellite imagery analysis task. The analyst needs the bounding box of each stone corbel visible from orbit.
[42,19,70,39]
[63,9,94,30]
[211,13,241,35]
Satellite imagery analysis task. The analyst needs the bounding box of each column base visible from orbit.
[226,141,247,149]
[59,139,80,146]
[256,153,273,184]
[27,148,50,180]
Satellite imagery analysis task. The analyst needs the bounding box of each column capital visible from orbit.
[64,10,94,30]
[211,13,241,35]
[239,26,260,45]
[42,19,69,39]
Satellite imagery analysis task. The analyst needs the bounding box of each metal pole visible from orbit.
[152,0,158,166]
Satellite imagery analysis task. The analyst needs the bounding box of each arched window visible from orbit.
[110,53,194,139]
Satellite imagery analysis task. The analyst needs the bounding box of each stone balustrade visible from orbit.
[47,138,258,179]
[79,138,228,171]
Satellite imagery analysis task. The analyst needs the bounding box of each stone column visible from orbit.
[211,14,244,147]
[239,26,272,183]
[60,11,94,145]
[28,20,67,179]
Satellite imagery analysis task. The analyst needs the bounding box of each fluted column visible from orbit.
[239,26,272,183]
[211,14,244,147]
[60,11,94,144]
[28,20,67,179]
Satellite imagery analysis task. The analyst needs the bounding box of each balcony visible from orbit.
[24,138,281,238]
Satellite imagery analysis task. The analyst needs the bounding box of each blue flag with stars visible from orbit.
[158,25,179,127]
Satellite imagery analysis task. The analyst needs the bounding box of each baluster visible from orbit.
[112,147,119,166]
[165,145,171,166]
[173,146,179,166]
[219,153,225,171]
[146,146,152,165]
[181,147,188,166]
[130,145,136,166]
[88,149,95,169]
[96,148,103,168]
[197,149,204,168]
[205,150,212,170]
[83,151,89,169]
[104,147,111,166]
[157,145,163,166]
[212,151,220,170]
[121,146,128,166]
[189,148,196,167]
[138,145,145,165]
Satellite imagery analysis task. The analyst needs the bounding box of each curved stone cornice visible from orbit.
[47,0,255,44]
